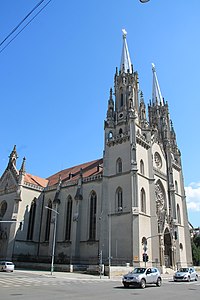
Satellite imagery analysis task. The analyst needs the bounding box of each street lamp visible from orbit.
[108,210,111,279]
[139,0,150,3]
[45,206,59,275]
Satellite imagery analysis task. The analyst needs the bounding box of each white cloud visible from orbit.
[185,182,200,211]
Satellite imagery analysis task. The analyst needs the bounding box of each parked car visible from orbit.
[173,267,198,282]
[122,267,162,288]
[0,261,15,272]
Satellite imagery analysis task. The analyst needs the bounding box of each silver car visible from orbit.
[173,267,198,282]
[122,267,162,289]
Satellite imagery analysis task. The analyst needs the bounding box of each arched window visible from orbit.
[27,199,36,240]
[0,201,7,218]
[65,196,73,240]
[116,187,123,212]
[177,204,181,224]
[175,181,178,193]
[141,188,146,213]
[116,158,122,174]
[155,180,166,232]
[45,200,52,241]
[120,93,123,107]
[108,131,113,139]
[119,128,123,135]
[140,159,144,175]
[89,192,97,240]
[155,180,166,210]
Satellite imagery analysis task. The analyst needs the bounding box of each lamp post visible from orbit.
[139,0,150,3]
[45,206,59,275]
[108,210,111,279]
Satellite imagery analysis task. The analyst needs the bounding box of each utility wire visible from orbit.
[0,0,46,48]
[0,0,52,53]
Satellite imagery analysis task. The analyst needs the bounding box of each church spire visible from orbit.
[120,29,133,73]
[152,63,164,105]
[7,145,18,170]
[19,157,26,175]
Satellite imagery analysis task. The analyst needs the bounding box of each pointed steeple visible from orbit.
[18,157,26,189]
[106,88,114,121]
[152,63,164,105]
[7,145,18,170]
[120,29,133,73]
[9,145,18,165]
[139,91,148,128]
[19,157,26,175]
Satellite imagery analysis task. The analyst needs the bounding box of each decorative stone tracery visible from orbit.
[155,181,166,233]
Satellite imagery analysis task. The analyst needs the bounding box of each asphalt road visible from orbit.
[0,270,199,300]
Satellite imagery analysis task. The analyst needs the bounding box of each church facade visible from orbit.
[0,31,192,272]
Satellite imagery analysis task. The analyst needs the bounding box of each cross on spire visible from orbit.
[120,29,133,73]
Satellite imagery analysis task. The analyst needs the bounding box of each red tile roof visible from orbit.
[23,158,103,188]
[47,158,103,186]
[24,173,48,188]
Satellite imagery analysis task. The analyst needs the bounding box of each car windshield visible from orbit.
[132,268,146,274]
[179,268,189,272]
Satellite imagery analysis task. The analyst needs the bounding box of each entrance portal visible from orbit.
[164,228,172,267]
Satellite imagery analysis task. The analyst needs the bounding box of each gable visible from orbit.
[0,170,17,192]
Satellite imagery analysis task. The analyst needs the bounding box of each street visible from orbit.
[0,270,200,300]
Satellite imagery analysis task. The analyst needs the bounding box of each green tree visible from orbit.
[192,237,200,266]
[193,235,200,247]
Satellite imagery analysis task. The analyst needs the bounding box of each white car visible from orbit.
[0,261,15,272]
[122,267,162,289]
[173,267,198,282]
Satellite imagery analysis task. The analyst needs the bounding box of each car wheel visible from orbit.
[123,283,129,288]
[140,279,146,289]
[156,277,162,287]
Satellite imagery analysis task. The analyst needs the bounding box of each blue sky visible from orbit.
[0,0,199,227]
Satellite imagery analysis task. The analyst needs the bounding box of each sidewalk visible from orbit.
[16,269,110,280]
[15,269,174,281]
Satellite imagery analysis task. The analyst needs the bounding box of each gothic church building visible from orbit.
[0,31,192,273]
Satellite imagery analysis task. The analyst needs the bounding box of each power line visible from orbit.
[0,0,46,48]
[0,0,52,53]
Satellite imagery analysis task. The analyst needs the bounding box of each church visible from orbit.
[0,30,192,273]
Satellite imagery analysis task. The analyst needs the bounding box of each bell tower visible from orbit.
[104,29,140,156]
[101,30,141,264]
